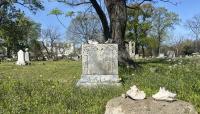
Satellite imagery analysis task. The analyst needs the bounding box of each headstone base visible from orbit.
[76,75,121,87]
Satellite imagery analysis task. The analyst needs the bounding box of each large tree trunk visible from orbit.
[90,0,111,41]
[133,11,140,55]
[91,0,136,67]
[142,45,145,57]
[105,0,135,67]
[135,39,139,54]
[195,35,198,52]
[156,35,161,56]
[41,41,50,59]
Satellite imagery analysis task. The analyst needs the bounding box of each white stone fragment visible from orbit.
[88,39,99,44]
[152,87,176,101]
[126,85,146,100]
[121,94,126,98]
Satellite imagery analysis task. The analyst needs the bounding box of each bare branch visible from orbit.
[15,1,35,11]
[126,0,177,9]
[56,0,91,6]
[55,15,67,29]
[126,5,139,10]
[159,0,178,5]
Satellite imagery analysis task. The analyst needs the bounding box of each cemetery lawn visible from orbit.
[0,58,200,113]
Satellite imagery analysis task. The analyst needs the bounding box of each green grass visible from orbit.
[0,58,200,113]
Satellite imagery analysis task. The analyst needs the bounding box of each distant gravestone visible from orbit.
[77,44,120,86]
[128,41,135,58]
[167,51,175,59]
[134,54,139,59]
[157,53,165,58]
[25,48,30,63]
[72,56,79,61]
[16,50,26,65]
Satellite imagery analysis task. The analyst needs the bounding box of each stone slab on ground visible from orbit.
[105,97,197,114]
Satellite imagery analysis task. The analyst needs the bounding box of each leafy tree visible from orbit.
[0,13,41,57]
[54,0,176,67]
[0,0,43,57]
[181,40,194,55]
[126,3,154,56]
[151,7,179,55]
[28,22,42,59]
[0,0,43,24]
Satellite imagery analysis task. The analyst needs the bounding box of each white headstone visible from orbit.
[25,48,30,63]
[167,51,175,59]
[16,50,25,65]
[77,44,120,86]
[134,54,140,59]
[157,53,165,58]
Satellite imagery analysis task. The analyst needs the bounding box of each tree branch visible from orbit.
[90,0,111,40]
[55,15,67,29]
[159,0,178,5]
[56,0,91,6]
[15,1,34,11]
[126,0,177,9]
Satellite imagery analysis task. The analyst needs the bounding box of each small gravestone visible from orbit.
[128,41,135,58]
[167,51,175,59]
[25,48,30,63]
[134,54,139,59]
[16,50,26,65]
[157,53,165,58]
[72,56,79,61]
[77,44,120,86]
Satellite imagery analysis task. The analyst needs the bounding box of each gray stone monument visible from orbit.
[167,51,175,59]
[128,41,135,58]
[25,48,30,63]
[134,54,140,59]
[16,50,26,65]
[157,53,165,59]
[77,44,120,86]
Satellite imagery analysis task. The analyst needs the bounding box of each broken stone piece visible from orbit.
[152,87,176,101]
[126,85,146,100]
